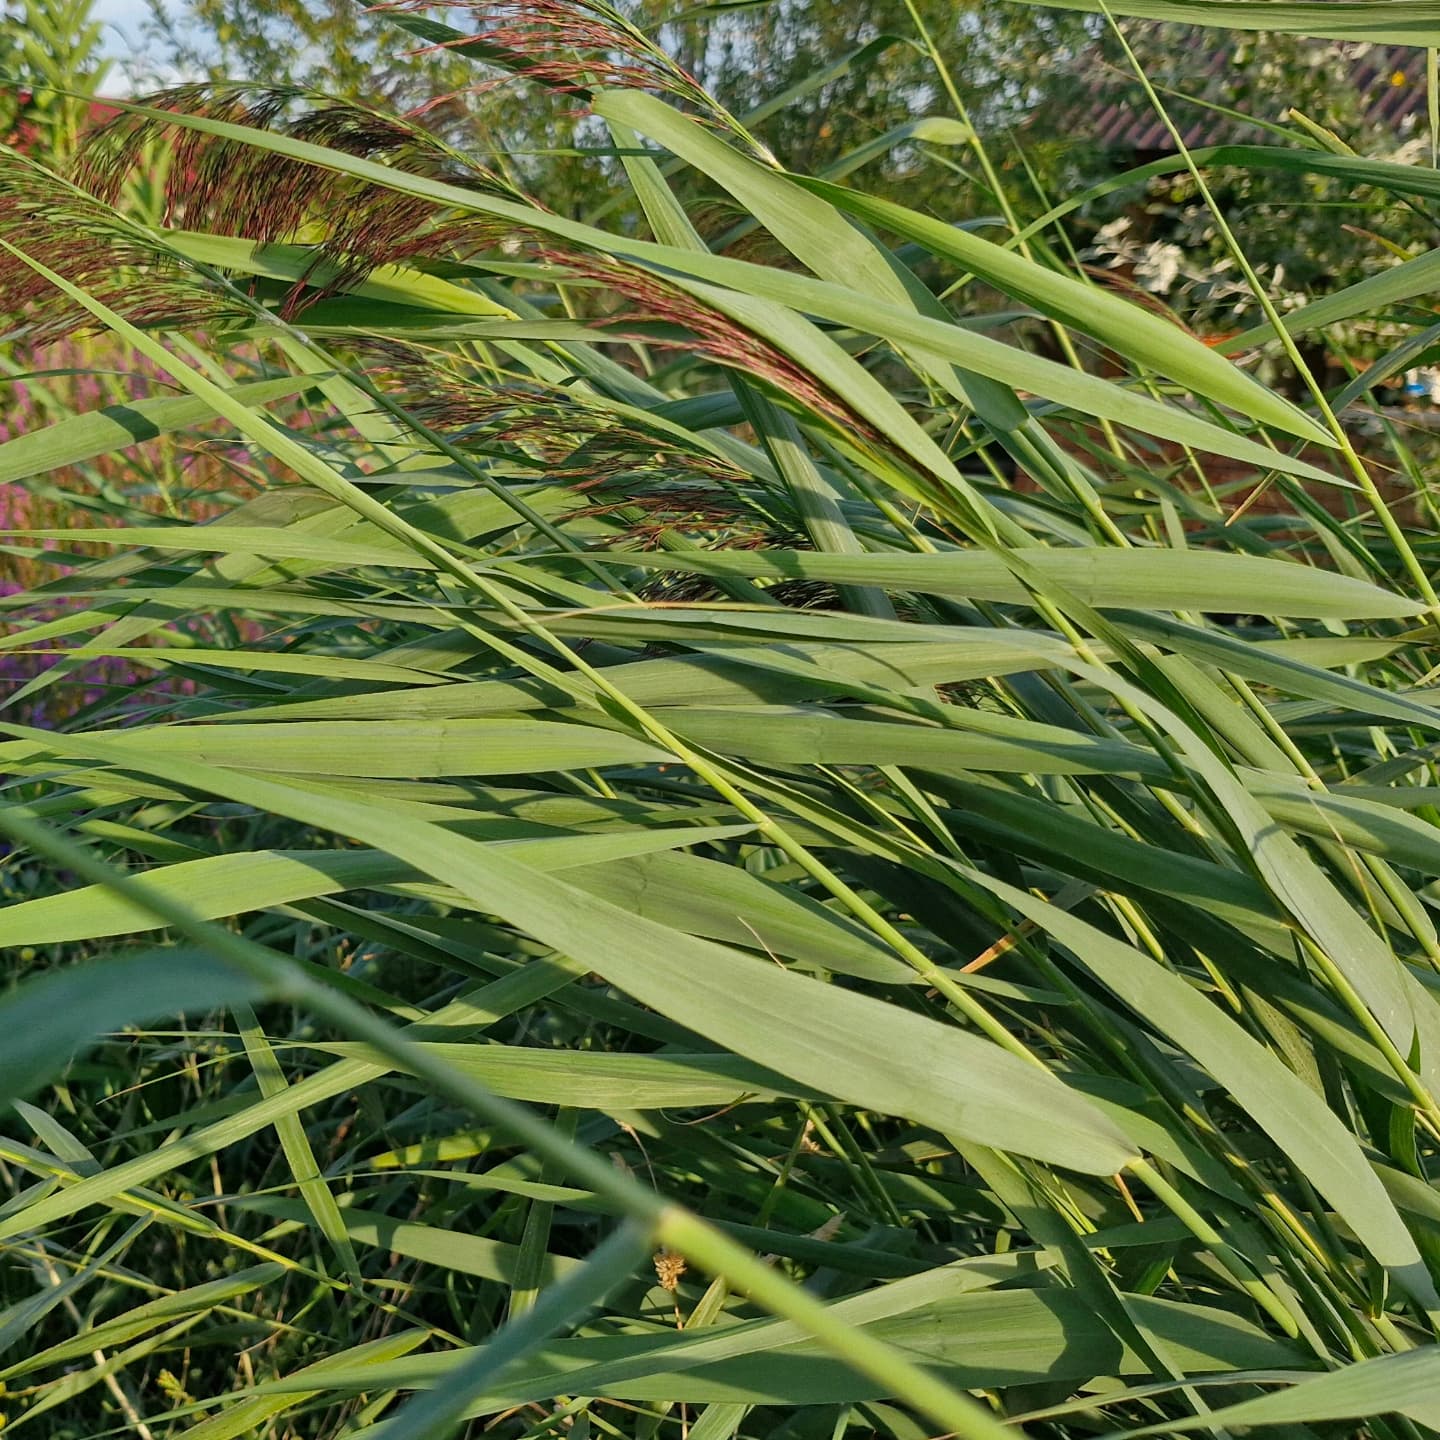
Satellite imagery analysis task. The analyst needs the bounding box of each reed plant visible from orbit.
[6,2,1440,1435]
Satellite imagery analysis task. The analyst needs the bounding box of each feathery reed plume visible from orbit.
[616,511,824,606]
[0,155,223,338]
[374,0,715,114]
[365,351,749,487]
[366,345,799,575]
[588,483,790,552]
[73,86,529,315]
[550,251,874,438]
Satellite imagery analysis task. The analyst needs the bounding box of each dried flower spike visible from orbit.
[653,1248,687,1291]
[375,0,714,113]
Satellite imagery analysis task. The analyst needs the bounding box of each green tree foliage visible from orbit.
[145,0,473,110]
[1,0,111,161]
[1055,21,1438,328]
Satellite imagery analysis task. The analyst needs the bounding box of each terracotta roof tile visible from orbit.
[1060,41,1429,151]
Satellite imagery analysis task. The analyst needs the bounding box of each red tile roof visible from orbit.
[1071,42,1428,152]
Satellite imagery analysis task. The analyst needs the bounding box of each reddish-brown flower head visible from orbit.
[71,86,527,318]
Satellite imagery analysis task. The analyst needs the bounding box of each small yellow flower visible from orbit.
[1392,69,1409,86]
